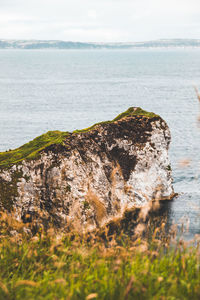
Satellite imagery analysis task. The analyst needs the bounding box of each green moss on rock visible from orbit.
[113,107,158,121]
[73,107,158,134]
[0,107,158,168]
[83,200,90,210]
[0,131,69,168]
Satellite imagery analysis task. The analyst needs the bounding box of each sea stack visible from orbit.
[0,107,174,231]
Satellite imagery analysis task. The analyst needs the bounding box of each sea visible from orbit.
[0,49,200,239]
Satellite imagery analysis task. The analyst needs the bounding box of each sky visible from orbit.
[0,0,200,42]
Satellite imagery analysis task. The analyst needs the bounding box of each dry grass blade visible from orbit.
[158,276,163,282]
[134,223,146,236]
[124,276,135,299]
[194,86,200,122]
[52,278,66,285]
[54,261,65,268]
[86,189,106,224]
[178,158,191,168]
[194,86,200,102]
[86,293,98,300]
[137,242,148,253]
[15,280,39,287]
[138,202,151,221]
[0,281,9,295]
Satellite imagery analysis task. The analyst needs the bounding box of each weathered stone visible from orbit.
[0,107,174,231]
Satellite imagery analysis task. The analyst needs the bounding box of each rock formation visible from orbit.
[0,107,174,231]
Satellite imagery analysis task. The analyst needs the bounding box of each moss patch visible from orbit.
[166,165,172,171]
[83,200,90,210]
[73,107,158,134]
[0,131,69,168]
[113,107,158,121]
[0,107,158,168]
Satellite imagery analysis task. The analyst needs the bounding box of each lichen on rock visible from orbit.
[0,107,174,231]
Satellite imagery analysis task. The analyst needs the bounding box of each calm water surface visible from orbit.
[0,49,200,239]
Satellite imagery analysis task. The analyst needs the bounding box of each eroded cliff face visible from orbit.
[0,107,174,231]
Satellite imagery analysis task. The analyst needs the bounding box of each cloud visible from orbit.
[88,10,97,20]
[0,0,200,41]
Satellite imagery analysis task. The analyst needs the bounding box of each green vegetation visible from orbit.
[0,131,69,168]
[166,165,172,171]
[0,107,158,167]
[0,213,199,300]
[73,107,158,134]
[83,200,90,210]
[113,107,158,122]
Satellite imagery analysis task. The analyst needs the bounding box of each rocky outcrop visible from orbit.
[0,107,174,231]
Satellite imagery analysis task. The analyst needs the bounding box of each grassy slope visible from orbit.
[0,131,69,168]
[0,107,157,168]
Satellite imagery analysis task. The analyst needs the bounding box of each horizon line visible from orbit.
[1,38,200,43]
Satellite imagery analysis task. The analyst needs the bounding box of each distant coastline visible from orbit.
[1,38,200,49]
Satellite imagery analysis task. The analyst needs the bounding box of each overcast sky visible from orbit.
[0,0,200,42]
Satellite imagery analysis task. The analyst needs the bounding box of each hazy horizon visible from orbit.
[0,38,200,44]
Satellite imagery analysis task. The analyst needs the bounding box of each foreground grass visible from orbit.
[0,215,199,300]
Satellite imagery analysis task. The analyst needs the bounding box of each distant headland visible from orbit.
[1,39,200,49]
